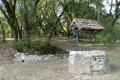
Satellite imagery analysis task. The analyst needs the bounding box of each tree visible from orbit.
[0,0,22,41]
[0,0,119,44]
[0,21,5,42]
[111,0,120,26]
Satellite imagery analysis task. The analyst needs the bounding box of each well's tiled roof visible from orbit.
[69,18,104,31]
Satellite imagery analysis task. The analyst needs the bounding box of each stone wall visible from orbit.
[69,50,111,75]
[14,53,68,62]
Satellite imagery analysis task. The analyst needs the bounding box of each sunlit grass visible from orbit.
[0,37,120,80]
[0,53,120,80]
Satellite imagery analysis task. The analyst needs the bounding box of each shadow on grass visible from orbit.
[110,64,120,73]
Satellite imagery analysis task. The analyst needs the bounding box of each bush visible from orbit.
[99,18,120,45]
[39,45,68,55]
[30,40,41,51]
[13,38,68,55]
[13,38,36,54]
[44,38,52,46]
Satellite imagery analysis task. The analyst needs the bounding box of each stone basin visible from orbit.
[69,50,111,75]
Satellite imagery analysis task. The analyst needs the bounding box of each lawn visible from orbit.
[0,59,73,80]
[0,37,120,80]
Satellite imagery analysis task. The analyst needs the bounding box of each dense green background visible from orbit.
[0,0,120,44]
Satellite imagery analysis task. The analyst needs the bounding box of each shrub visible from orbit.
[44,38,52,46]
[13,38,36,54]
[39,45,68,55]
[13,38,68,55]
[30,40,41,51]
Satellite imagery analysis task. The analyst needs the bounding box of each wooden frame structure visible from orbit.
[68,18,104,51]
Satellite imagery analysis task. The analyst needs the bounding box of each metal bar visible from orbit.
[74,29,82,51]
[92,32,101,50]
[74,39,82,51]
[74,41,77,50]
[92,34,96,49]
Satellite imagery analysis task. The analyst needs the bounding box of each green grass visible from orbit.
[0,59,73,80]
[0,37,120,80]
[0,53,120,80]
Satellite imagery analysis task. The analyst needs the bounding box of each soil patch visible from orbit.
[0,47,18,61]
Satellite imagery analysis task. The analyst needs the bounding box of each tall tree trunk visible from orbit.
[38,20,46,37]
[49,29,54,39]
[0,21,5,42]
[36,16,46,36]
[10,23,18,41]
[15,17,22,39]
[24,0,29,38]
[7,19,18,41]
[59,22,69,38]
[110,0,120,26]
[12,28,18,41]
[67,28,71,36]
[13,0,22,39]
[1,0,20,41]
[38,27,41,37]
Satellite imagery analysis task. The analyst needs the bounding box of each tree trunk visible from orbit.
[24,0,30,38]
[49,31,53,39]
[67,28,71,36]
[38,27,41,37]
[15,17,22,39]
[8,20,18,41]
[11,25,18,41]
[59,22,69,38]
[49,6,67,39]
[36,16,46,36]
[1,0,20,41]
[54,31,57,35]
[39,21,46,37]
[0,21,5,42]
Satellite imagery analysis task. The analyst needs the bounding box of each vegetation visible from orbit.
[12,38,36,54]
[39,45,68,55]
[12,38,68,55]
[0,0,119,41]
[0,1,120,79]
[0,0,120,53]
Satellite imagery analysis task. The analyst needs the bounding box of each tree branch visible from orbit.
[49,5,67,38]
[1,0,13,18]
[112,0,120,25]
[0,6,9,20]
[35,0,40,5]
[13,0,16,14]
[109,0,113,19]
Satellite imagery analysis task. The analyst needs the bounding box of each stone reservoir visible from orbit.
[69,50,111,75]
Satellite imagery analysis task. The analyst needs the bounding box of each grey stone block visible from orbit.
[69,50,111,75]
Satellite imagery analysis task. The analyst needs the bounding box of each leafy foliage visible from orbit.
[12,38,36,54]
[39,45,68,55]
[44,38,52,47]
[13,38,68,55]
[0,0,120,47]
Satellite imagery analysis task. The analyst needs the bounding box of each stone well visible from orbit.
[69,50,111,75]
